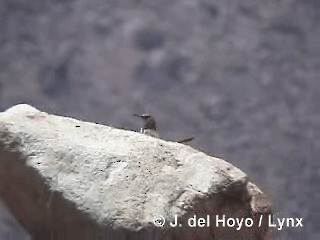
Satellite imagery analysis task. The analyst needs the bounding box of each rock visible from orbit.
[0,104,273,239]
[0,199,30,240]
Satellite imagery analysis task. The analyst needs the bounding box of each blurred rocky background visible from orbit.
[0,0,318,239]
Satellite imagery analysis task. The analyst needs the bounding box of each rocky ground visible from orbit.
[0,0,319,239]
[0,104,272,240]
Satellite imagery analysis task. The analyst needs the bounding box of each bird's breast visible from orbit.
[141,129,159,138]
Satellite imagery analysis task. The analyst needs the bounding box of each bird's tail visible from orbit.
[177,137,194,143]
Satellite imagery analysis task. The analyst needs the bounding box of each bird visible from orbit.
[133,113,193,143]
[133,113,159,138]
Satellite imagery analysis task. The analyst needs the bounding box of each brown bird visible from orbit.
[133,113,193,143]
[133,113,159,138]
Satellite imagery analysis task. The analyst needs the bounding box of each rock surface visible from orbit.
[0,104,272,239]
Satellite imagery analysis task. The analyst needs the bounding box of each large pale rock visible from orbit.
[0,104,272,239]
